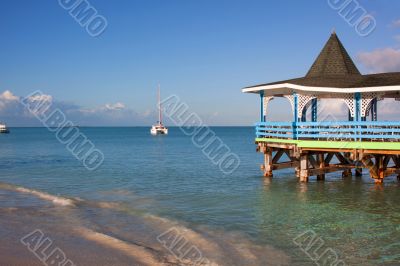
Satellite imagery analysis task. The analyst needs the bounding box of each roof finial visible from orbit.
[332,28,336,35]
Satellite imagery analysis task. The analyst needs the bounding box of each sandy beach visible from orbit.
[0,183,290,266]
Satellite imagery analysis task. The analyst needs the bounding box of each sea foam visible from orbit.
[0,183,75,207]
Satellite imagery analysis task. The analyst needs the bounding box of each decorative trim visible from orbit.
[361,92,376,117]
[283,95,295,114]
[243,83,400,94]
[297,94,317,118]
[263,96,274,117]
[361,92,385,117]
[280,92,384,118]
[339,94,356,118]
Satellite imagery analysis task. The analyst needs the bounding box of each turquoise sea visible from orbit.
[0,127,399,265]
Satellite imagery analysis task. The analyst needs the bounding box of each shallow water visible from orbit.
[0,127,399,265]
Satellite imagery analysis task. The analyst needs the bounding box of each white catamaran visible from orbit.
[0,122,10,134]
[150,86,168,135]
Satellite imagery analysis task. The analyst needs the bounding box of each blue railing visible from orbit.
[256,121,400,141]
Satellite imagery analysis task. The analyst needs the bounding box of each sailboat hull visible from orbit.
[150,126,168,135]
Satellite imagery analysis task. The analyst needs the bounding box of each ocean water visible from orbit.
[0,127,399,265]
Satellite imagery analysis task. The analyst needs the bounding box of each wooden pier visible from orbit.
[243,32,400,183]
[257,139,400,183]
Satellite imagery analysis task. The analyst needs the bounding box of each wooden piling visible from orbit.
[299,154,309,182]
[263,147,273,178]
[316,153,325,181]
[342,169,352,178]
[295,167,300,178]
[355,168,363,177]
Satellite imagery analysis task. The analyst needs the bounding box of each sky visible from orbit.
[1,0,400,126]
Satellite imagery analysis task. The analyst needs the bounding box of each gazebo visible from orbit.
[243,32,400,183]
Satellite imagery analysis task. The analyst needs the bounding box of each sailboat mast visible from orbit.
[158,85,162,124]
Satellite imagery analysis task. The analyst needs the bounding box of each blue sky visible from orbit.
[1,0,400,126]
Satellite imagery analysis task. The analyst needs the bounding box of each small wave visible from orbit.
[144,214,290,265]
[15,187,75,206]
[0,183,75,207]
[146,214,223,254]
[96,201,122,209]
[74,227,168,266]
[0,182,128,211]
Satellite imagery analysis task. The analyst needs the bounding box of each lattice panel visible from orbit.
[263,96,274,117]
[283,95,295,115]
[361,92,385,117]
[297,94,317,118]
[361,92,378,117]
[339,94,355,118]
[279,93,384,119]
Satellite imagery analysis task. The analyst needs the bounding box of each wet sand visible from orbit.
[0,183,290,266]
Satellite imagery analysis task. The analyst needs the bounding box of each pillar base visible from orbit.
[299,154,309,182]
[342,169,352,178]
[374,178,384,184]
[355,168,362,177]
[299,176,309,182]
[300,169,309,182]
[317,174,325,181]
[264,171,273,178]
[261,164,273,177]
[295,167,300,178]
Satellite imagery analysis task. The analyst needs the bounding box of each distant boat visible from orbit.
[0,122,10,134]
[150,86,168,135]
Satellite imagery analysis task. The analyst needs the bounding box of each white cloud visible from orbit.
[0,90,19,101]
[0,90,150,126]
[392,19,400,28]
[105,102,125,111]
[21,92,54,117]
[27,93,52,103]
[358,48,400,73]
[0,90,20,112]
[79,102,127,114]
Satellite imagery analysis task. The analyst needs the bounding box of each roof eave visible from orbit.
[242,83,400,95]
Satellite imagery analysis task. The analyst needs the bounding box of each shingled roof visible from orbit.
[245,32,400,90]
[306,32,361,77]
